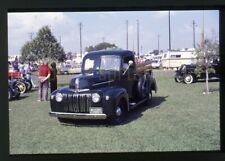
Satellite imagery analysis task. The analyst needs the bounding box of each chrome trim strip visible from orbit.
[92,80,114,86]
[49,111,107,120]
[129,98,147,109]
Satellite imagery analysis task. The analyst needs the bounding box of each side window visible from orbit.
[84,58,95,70]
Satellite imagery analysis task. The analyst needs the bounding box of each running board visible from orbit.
[129,98,147,109]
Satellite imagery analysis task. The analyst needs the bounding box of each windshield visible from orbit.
[152,60,159,63]
[83,55,121,73]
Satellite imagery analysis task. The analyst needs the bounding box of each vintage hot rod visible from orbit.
[49,50,157,125]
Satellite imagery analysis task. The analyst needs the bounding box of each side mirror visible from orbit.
[123,60,134,75]
[128,60,134,66]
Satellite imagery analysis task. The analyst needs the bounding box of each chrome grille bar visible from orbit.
[66,93,91,113]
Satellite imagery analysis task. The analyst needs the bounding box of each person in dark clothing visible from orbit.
[50,62,58,93]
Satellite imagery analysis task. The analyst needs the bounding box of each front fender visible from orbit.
[102,87,129,116]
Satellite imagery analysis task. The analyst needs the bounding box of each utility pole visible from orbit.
[126,20,128,50]
[59,35,61,46]
[193,20,196,48]
[168,11,171,51]
[79,22,83,58]
[168,11,171,69]
[29,32,34,40]
[157,34,160,55]
[102,37,105,42]
[137,19,140,57]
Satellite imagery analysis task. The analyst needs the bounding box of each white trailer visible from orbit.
[161,50,197,69]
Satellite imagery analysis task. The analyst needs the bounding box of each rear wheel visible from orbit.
[145,90,152,105]
[25,80,32,92]
[108,100,126,125]
[15,81,26,94]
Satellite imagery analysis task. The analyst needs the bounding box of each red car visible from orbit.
[8,68,21,79]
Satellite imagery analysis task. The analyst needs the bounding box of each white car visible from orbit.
[151,60,161,68]
[58,63,81,74]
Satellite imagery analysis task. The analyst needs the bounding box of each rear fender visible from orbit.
[149,77,157,93]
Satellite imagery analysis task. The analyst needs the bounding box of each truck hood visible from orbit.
[69,72,119,90]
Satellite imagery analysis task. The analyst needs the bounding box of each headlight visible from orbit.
[92,93,101,103]
[55,93,63,102]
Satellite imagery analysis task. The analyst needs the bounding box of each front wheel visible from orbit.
[184,74,194,84]
[175,77,182,83]
[8,90,12,100]
[108,101,126,125]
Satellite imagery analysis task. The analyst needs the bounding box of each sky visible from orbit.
[8,10,219,56]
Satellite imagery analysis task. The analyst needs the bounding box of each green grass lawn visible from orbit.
[9,70,220,154]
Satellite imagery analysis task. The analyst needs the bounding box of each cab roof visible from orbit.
[84,50,135,58]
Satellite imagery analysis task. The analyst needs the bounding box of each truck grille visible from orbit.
[64,93,92,113]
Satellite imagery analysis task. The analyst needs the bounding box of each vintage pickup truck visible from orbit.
[49,50,157,125]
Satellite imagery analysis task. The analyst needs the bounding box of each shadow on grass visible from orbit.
[26,88,38,93]
[61,119,109,127]
[60,96,168,127]
[9,95,29,101]
[122,96,168,125]
[194,79,220,83]
[58,83,69,87]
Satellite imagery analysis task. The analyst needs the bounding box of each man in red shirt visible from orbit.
[38,60,51,101]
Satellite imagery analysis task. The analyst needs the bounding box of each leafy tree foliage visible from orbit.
[85,42,118,52]
[20,41,32,62]
[195,37,219,93]
[66,52,73,60]
[20,26,65,62]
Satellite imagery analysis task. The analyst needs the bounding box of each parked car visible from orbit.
[151,59,161,68]
[8,67,21,79]
[8,80,20,101]
[49,50,157,125]
[175,63,220,84]
[67,63,81,74]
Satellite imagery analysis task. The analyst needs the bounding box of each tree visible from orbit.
[20,26,66,62]
[20,41,32,62]
[195,37,219,94]
[85,42,118,52]
[66,52,73,60]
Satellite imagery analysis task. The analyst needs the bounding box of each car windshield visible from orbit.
[152,60,159,63]
[83,55,121,73]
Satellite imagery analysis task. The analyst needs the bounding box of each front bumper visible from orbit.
[49,111,107,120]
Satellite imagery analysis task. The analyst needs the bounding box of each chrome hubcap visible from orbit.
[185,76,192,82]
[116,107,122,116]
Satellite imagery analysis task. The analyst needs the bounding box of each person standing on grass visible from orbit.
[25,62,37,88]
[50,62,58,93]
[38,59,51,102]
